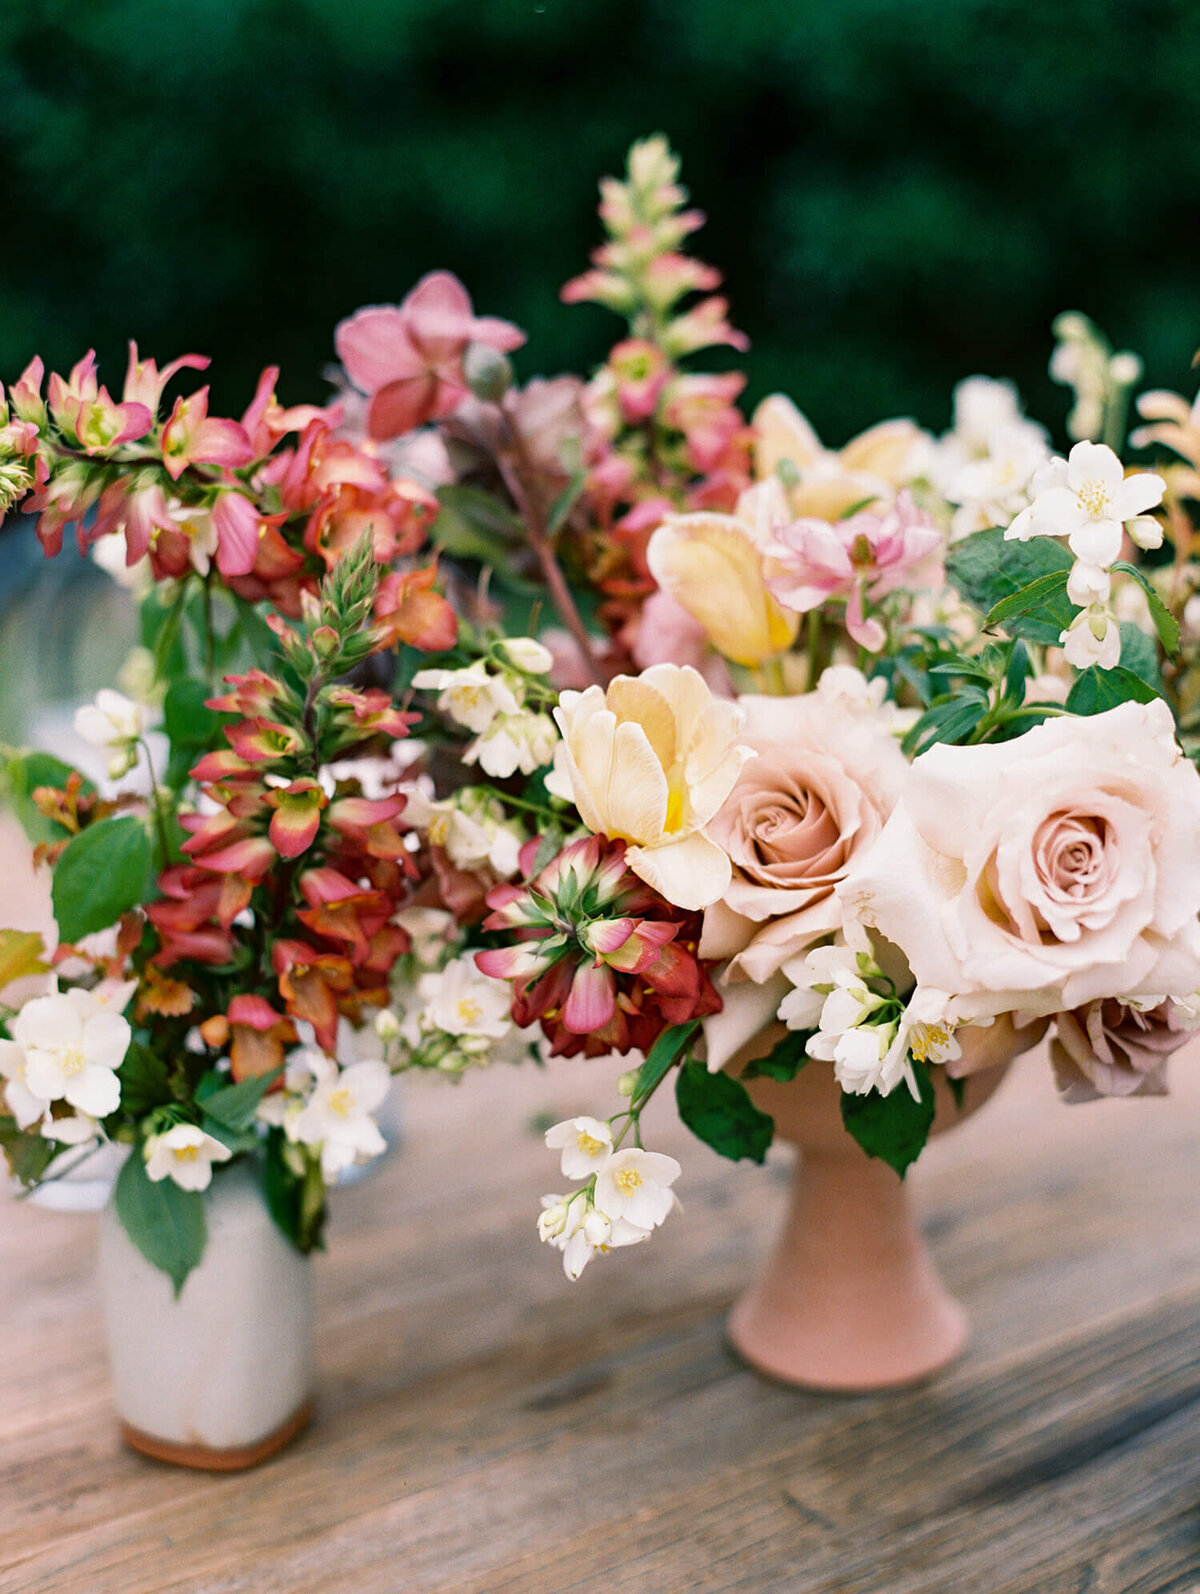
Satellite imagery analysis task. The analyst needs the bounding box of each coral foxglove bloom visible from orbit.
[1006,441,1165,567]
[839,700,1200,1023]
[4,988,129,1119]
[335,271,526,440]
[145,1124,232,1191]
[475,835,721,1058]
[646,480,800,666]
[764,491,943,652]
[160,387,255,481]
[544,1116,615,1180]
[549,664,752,911]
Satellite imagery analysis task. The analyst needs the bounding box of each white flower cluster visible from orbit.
[538,1116,681,1280]
[402,783,527,879]
[0,984,133,1147]
[778,944,961,1100]
[256,1048,392,1183]
[395,953,525,1075]
[73,688,145,779]
[1005,439,1165,670]
[413,637,559,779]
[932,376,1052,542]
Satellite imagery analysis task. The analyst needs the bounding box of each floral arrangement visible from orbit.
[3,135,1200,1291]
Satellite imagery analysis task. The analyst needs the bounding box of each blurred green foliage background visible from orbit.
[2,0,1197,445]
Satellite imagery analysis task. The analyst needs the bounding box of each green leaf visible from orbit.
[262,1130,325,1253]
[633,1021,698,1101]
[51,815,153,944]
[116,1042,172,1118]
[163,677,228,750]
[3,751,95,845]
[839,1059,936,1177]
[901,690,988,757]
[1112,562,1180,655]
[201,1066,282,1133]
[740,1028,810,1082]
[1117,620,1161,688]
[0,1113,58,1185]
[114,1146,207,1295]
[947,528,1073,645]
[433,485,524,564]
[984,569,1072,633]
[1002,639,1030,705]
[1065,665,1160,716]
[675,1057,774,1163]
[546,469,587,540]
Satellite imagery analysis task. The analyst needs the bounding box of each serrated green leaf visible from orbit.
[984,569,1072,632]
[902,691,988,757]
[1065,665,1160,716]
[675,1057,774,1163]
[114,1145,208,1295]
[1112,562,1179,655]
[947,528,1073,644]
[201,1065,282,1133]
[839,1059,936,1177]
[51,815,153,944]
[740,1028,810,1082]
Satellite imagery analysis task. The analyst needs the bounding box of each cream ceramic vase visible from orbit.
[98,1158,313,1469]
[727,1020,1027,1392]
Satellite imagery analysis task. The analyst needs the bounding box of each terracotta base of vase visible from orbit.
[119,1400,313,1471]
[726,1145,969,1392]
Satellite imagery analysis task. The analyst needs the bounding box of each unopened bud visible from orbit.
[373,1008,402,1043]
[312,624,339,658]
[463,342,513,404]
[616,1070,639,1098]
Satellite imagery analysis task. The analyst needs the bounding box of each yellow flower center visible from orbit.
[428,813,451,847]
[59,1046,86,1077]
[614,1167,643,1194]
[328,1087,354,1117]
[174,1144,200,1162]
[452,685,485,711]
[456,997,483,1026]
[1076,480,1113,519]
[909,1022,952,1064]
[576,1130,606,1158]
[664,787,686,834]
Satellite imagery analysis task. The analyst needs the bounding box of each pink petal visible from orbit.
[403,271,476,363]
[213,493,261,577]
[194,416,256,469]
[335,306,425,393]
[563,963,616,1033]
[469,314,527,353]
[366,375,441,439]
[268,804,321,859]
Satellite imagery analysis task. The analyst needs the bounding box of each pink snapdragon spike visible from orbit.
[75,387,153,455]
[160,387,256,480]
[123,343,210,413]
[609,339,671,423]
[765,491,943,652]
[335,271,526,441]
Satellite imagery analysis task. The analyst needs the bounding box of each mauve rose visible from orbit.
[1051,999,1194,1103]
[703,679,907,984]
[840,700,1200,1023]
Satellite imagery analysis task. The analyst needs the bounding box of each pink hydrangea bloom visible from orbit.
[335,271,525,441]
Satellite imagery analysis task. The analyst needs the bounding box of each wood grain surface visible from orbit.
[4,1038,1200,1594]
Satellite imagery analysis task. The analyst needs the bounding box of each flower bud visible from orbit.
[312,624,340,658]
[463,342,513,404]
[616,1069,640,1098]
[373,1008,402,1043]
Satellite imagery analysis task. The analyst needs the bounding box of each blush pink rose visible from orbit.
[840,700,1200,1024]
[1050,998,1194,1103]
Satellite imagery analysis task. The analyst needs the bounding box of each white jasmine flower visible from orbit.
[41,1107,101,1145]
[537,1191,651,1280]
[812,1020,897,1094]
[544,1115,615,1180]
[1061,605,1121,671]
[1006,441,1165,568]
[465,710,559,779]
[411,660,520,733]
[145,1124,233,1191]
[815,664,888,716]
[498,637,554,674]
[403,785,525,879]
[593,1148,681,1231]
[0,1039,49,1128]
[291,1059,391,1181]
[9,988,129,1119]
[417,956,512,1040]
[1066,561,1111,608]
[74,689,144,777]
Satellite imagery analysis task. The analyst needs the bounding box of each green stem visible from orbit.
[805,610,823,689]
[137,736,174,873]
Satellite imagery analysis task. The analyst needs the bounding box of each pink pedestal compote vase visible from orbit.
[727,1019,1036,1392]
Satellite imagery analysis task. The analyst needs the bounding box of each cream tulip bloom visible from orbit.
[551,664,753,911]
[646,480,800,667]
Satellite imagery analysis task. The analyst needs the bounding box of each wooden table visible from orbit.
[4,1035,1200,1594]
